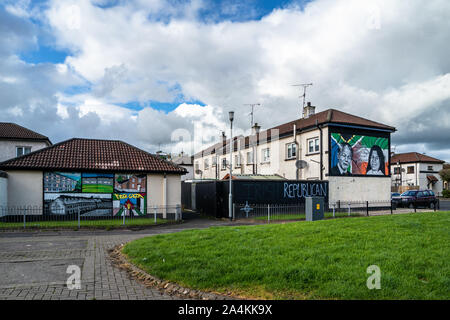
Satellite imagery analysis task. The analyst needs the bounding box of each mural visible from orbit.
[44,193,112,216]
[330,132,389,176]
[44,172,81,193]
[113,193,147,216]
[114,174,146,193]
[43,172,149,216]
[82,173,114,193]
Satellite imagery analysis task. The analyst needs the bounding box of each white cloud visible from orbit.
[1,0,449,161]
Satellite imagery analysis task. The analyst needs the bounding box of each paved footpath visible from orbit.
[0,219,249,300]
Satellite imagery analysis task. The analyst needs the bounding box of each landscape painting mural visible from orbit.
[81,173,114,193]
[113,193,147,216]
[44,172,82,193]
[114,173,147,193]
[44,193,112,216]
[330,131,389,176]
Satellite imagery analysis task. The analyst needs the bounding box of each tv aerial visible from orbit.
[244,103,261,127]
[292,83,313,116]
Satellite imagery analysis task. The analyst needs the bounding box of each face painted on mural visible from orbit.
[370,152,380,171]
[338,144,352,172]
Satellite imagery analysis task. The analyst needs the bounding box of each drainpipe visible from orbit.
[315,120,323,180]
[293,123,299,180]
[163,173,167,218]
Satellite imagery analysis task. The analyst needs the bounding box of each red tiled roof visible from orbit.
[0,122,52,143]
[195,108,396,158]
[0,138,187,174]
[391,152,445,164]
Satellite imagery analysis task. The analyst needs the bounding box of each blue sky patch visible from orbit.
[19,44,69,64]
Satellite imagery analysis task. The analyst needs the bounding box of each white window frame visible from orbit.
[235,154,241,168]
[204,159,209,170]
[212,156,217,167]
[261,148,270,163]
[246,151,254,164]
[307,137,320,154]
[221,158,227,170]
[16,146,31,157]
[286,143,297,159]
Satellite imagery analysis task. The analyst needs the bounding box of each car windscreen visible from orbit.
[401,191,417,196]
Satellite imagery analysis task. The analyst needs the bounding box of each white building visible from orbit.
[194,104,396,203]
[172,152,194,181]
[391,152,445,195]
[0,138,186,217]
[0,122,52,162]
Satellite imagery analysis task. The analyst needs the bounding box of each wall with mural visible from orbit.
[329,128,390,177]
[43,172,147,216]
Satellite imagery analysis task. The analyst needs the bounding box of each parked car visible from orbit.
[399,190,438,209]
[391,192,402,207]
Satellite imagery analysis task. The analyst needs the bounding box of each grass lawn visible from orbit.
[123,211,450,300]
[253,211,362,221]
[0,218,171,230]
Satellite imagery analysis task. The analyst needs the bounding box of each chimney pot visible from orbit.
[303,102,316,119]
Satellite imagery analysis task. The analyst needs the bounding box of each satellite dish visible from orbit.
[401,168,405,173]
[295,160,308,169]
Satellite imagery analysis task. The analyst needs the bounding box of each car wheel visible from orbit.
[408,203,414,209]
[429,202,435,209]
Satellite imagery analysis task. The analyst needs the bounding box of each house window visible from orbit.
[235,154,241,167]
[286,143,297,159]
[212,157,217,167]
[407,166,414,174]
[221,158,227,170]
[16,146,31,157]
[427,165,433,171]
[394,167,400,174]
[262,148,270,163]
[308,138,320,153]
[247,151,254,164]
[204,159,209,170]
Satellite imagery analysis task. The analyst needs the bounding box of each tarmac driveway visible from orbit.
[0,219,240,300]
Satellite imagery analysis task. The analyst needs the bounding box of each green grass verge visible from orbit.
[253,211,362,221]
[0,218,171,230]
[123,211,450,300]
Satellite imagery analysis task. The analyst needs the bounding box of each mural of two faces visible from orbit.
[44,172,147,216]
[330,130,390,176]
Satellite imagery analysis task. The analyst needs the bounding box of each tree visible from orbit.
[439,167,450,185]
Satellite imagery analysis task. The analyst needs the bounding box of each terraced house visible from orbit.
[0,122,52,162]
[194,104,396,203]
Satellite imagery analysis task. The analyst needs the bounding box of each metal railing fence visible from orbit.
[233,199,439,222]
[0,204,182,229]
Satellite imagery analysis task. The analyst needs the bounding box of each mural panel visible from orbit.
[44,172,81,193]
[44,193,112,216]
[82,173,114,193]
[329,130,389,176]
[114,173,147,193]
[113,193,147,216]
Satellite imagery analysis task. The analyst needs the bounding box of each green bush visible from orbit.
[443,190,450,198]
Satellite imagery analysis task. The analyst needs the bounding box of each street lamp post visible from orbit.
[229,111,234,221]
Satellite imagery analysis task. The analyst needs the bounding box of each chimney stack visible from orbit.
[252,123,261,135]
[222,131,226,143]
[303,102,316,119]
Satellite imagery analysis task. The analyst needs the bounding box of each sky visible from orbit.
[0,0,449,162]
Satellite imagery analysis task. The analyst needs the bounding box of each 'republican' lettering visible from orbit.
[283,182,327,199]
